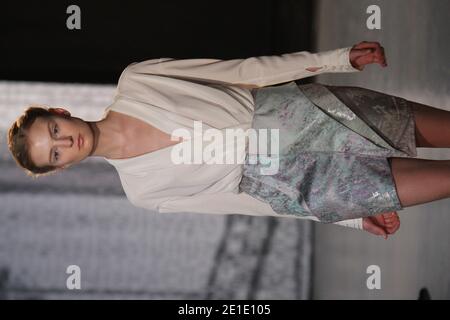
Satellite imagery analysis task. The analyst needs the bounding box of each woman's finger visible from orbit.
[362,52,386,67]
[386,224,400,234]
[368,223,388,239]
[386,220,401,234]
[353,41,381,50]
[375,49,386,65]
[355,54,376,67]
[352,42,388,67]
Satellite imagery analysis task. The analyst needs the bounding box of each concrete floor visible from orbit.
[312,0,450,299]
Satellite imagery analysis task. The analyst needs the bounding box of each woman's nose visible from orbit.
[55,136,74,148]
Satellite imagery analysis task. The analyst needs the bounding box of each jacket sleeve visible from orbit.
[137,191,363,230]
[332,218,363,229]
[123,47,360,88]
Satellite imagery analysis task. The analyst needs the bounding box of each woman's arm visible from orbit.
[153,191,400,234]
[127,191,365,230]
[122,46,362,89]
[128,189,403,233]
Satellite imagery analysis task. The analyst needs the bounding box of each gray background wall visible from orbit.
[312,0,450,299]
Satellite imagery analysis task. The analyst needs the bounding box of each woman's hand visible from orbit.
[363,211,400,239]
[349,41,387,70]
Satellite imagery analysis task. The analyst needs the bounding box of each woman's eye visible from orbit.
[54,150,59,161]
[53,126,58,135]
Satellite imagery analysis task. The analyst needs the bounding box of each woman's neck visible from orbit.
[87,112,125,159]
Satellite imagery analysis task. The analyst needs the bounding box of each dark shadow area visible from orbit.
[2,0,313,84]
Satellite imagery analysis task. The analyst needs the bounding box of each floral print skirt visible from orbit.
[238,81,417,223]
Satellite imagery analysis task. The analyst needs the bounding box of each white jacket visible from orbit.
[103,46,363,230]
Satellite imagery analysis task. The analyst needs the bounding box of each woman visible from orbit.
[11,40,444,239]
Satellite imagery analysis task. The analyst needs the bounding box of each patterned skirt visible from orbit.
[238,81,417,223]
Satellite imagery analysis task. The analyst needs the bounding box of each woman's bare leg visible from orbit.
[411,101,450,148]
[389,157,450,207]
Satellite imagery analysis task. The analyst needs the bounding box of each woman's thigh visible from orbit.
[411,101,450,148]
[389,157,450,207]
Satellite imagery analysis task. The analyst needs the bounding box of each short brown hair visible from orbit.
[7,105,58,179]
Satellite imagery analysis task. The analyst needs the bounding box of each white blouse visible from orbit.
[103,46,363,230]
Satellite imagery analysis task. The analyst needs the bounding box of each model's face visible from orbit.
[27,110,94,169]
